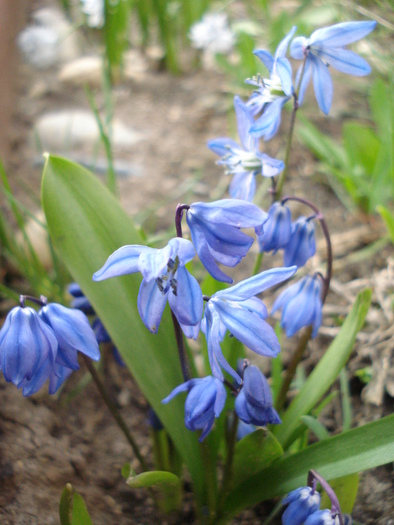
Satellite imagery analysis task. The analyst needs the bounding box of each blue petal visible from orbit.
[243,365,273,408]
[314,47,372,76]
[284,217,316,268]
[238,297,268,320]
[138,244,173,283]
[229,171,256,201]
[290,36,308,60]
[93,245,152,281]
[234,389,251,423]
[250,97,289,141]
[296,59,312,106]
[213,378,227,416]
[234,96,258,152]
[274,26,297,60]
[162,379,193,404]
[276,57,293,96]
[304,509,335,525]
[310,54,333,115]
[216,266,297,302]
[310,20,377,48]
[168,267,203,327]
[167,237,196,266]
[137,279,168,333]
[253,49,274,72]
[180,321,201,340]
[189,200,267,228]
[207,137,241,157]
[258,202,292,252]
[257,153,285,177]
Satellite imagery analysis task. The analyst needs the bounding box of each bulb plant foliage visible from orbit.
[2,16,393,525]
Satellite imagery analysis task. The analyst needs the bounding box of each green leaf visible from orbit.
[320,474,359,515]
[300,415,329,441]
[231,430,283,488]
[343,123,379,173]
[377,205,394,243]
[59,484,93,525]
[222,414,394,518]
[126,470,180,489]
[274,289,371,449]
[41,155,205,505]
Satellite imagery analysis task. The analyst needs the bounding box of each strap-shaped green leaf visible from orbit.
[59,484,93,525]
[274,289,371,448]
[41,155,205,504]
[223,413,394,518]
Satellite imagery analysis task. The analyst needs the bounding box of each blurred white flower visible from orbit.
[80,0,104,28]
[18,26,59,68]
[189,13,235,55]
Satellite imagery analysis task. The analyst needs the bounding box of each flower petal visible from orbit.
[290,36,308,60]
[93,245,152,281]
[234,96,258,152]
[315,47,372,76]
[229,171,256,201]
[310,20,376,48]
[310,53,333,114]
[189,200,267,228]
[137,279,168,333]
[168,267,203,327]
[253,49,274,72]
[207,137,241,157]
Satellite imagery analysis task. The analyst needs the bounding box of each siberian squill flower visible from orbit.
[283,216,316,268]
[68,282,95,315]
[235,365,281,426]
[208,97,284,201]
[93,238,203,337]
[290,20,377,114]
[248,26,296,141]
[189,12,235,55]
[282,487,321,525]
[203,266,297,382]
[0,306,58,388]
[162,376,227,441]
[272,275,323,338]
[257,202,292,253]
[80,0,104,28]
[186,199,268,283]
[305,510,341,525]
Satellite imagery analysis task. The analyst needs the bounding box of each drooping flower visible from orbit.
[68,283,95,315]
[257,202,292,253]
[272,274,323,338]
[290,20,377,114]
[93,238,203,337]
[248,26,296,140]
[162,376,227,441]
[208,97,284,201]
[203,266,297,381]
[0,306,58,388]
[304,510,341,525]
[283,216,316,268]
[189,12,235,55]
[39,303,100,370]
[186,199,267,283]
[235,365,281,426]
[282,486,321,525]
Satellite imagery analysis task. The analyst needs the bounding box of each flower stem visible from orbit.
[308,470,344,525]
[252,251,264,276]
[175,203,190,238]
[170,311,191,382]
[275,325,313,413]
[217,413,239,518]
[81,355,149,472]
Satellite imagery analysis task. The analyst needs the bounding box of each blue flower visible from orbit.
[305,509,341,525]
[208,97,284,201]
[203,266,297,381]
[247,26,296,140]
[162,376,227,441]
[283,216,316,268]
[282,486,321,525]
[290,21,377,114]
[68,283,95,315]
[39,303,100,370]
[0,306,58,388]
[236,420,256,440]
[235,365,281,426]
[272,274,323,338]
[257,202,292,253]
[93,238,203,337]
[186,199,267,283]
[21,360,73,397]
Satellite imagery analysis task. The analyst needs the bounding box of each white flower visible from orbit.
[80,0,104,28]
[189,13,235,55]
[18,26,59,69]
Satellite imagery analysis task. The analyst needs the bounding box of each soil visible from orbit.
[0,2,393,524]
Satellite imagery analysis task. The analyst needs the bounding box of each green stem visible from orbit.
[200,440,218,524]
[217,413,239,519]
[275,325,313,413]
[252,251,264,276]
[82,355,149,471]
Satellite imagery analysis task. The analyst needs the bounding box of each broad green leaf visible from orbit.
[222,414,394,518]
[274,289,371,449]
[320,474,359,515]
[59,484,93,525]
[41,155,205,505]
[300,415,329,441]
[343,123,379,173]
[232,430,283,488]
[126,470,180,489]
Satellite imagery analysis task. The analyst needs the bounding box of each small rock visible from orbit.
[58,56,103,88]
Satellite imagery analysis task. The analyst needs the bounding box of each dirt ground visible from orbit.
[0,2,393,524]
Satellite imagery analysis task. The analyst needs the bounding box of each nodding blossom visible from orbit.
[283,216,316,268]
[257,202,292,253]
[282,487,321,525]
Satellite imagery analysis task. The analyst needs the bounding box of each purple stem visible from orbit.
[308,470,344,525]
[175,203,190,238]
[19,294,48,308]
[281,195,332,302]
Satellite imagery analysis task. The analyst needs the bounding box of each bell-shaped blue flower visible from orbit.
[203,266,297,381]
[186,199,267,283]
[290,21,376,114]
[207,97,284,201]
[68,283,95,315]
[283,216,316,268]
[282,486,321,525]
[93,238,203,337]
[0,306,58,388]
[162,376,227,441]
[235,365,281,426]
[39,303,100,370]
[258,202,292,253]
[305,509,341,525]
[21,360,73,397]
[272,274,323,338]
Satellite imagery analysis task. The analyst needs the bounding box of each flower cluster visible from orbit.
[0,295,100,396]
